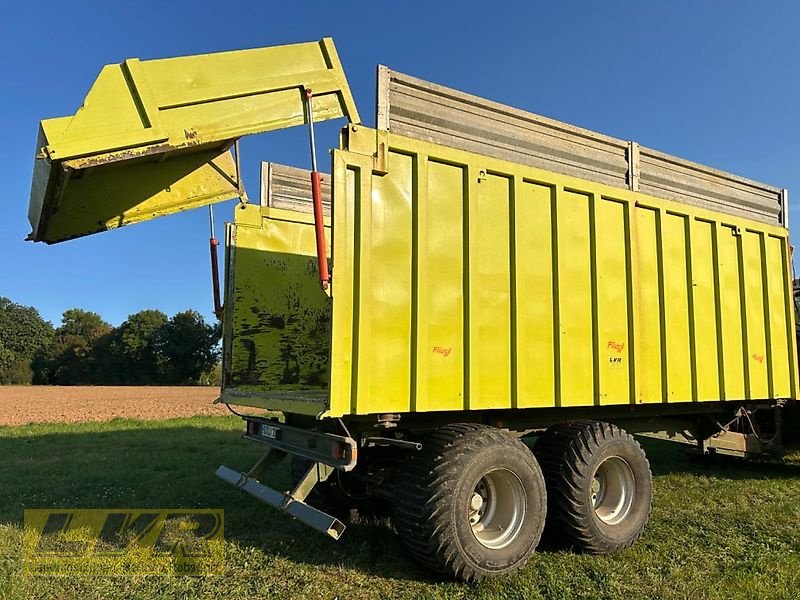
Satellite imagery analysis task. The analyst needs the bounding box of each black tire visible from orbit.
[533,420,652,554]
[393,424,547,582]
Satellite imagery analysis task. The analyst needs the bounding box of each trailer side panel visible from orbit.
[327,128,798,417]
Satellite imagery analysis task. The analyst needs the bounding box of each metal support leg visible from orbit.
[245,448,286,482]
[291,462,335,503]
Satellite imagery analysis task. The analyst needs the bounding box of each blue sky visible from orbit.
[1,1,798,326]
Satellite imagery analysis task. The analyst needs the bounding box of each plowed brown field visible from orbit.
[0,386,227,426]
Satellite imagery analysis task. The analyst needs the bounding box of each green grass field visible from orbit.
[1,415,799,599]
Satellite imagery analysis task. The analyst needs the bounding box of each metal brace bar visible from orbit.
[216,450,345,540]
[363,436,422,451]
[216,463,346,539]
[290,462,335,504]
[233,139,248,204]
[245,448,286,483]
[781,188,789,230]
[627,141,640,192]
[374,129,389,175]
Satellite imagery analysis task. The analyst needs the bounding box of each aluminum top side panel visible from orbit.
[377,66,784,226]
[261,162,331,216]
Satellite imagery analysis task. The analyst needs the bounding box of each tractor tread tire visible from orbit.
[534,420,652,554]
[393,424,546,582]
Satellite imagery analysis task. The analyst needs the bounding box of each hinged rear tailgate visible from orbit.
[219,163,332,416]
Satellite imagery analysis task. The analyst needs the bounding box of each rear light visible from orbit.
[246,421,259,436]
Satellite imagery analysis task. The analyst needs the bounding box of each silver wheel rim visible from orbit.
[591,456,635,525]
[468,468,527,549]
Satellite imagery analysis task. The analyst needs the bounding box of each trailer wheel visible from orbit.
[393,424,546,582]
[533,420,651,554]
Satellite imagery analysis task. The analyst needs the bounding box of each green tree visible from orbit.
[157,310,220,384]
[99,309,168,384]
[33,309,111,384]
[0,297,54,384]
[58,308,111,343]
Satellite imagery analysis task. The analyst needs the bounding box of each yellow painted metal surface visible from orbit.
[30,39,797,419]
[31,142,239,244]
[220,204,331,416]
[326,127,798,417]
[29,38,359,244]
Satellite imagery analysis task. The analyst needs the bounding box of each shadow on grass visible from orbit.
[0,419,433,582]
[638,437,800,480]
[3,420,799,582]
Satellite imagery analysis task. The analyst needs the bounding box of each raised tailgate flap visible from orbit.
[29,37,359,244]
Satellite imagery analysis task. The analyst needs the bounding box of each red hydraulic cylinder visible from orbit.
[310,170,329,290]
[305,88,330,291]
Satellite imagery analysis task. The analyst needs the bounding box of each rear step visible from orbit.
[216,416,357,539]
[216,455,345,539]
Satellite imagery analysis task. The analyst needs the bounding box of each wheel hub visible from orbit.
[470,492,484,511]
[468,468,527,549]
[591,456,635,525]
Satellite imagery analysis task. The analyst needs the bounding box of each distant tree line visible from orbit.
[0,297,221,385]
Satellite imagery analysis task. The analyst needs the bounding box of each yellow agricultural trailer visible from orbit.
[28,39,799,582]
